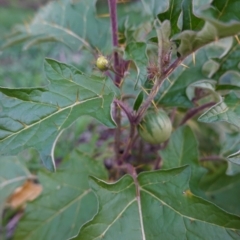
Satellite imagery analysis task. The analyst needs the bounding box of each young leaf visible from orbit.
[158,0,182,36]
[198,92,240,129]
[14,149,108,240]
[0,59,116,171]
[228,150,240,165]
[75,166,240,239]
[213,38,240,80]
[155,38,232,108]
[124,42,148,86]
[133,91,144,111]
[176,1,240,57]
[160,126,206,195]
[181,0,204,31]
[186,79,220,102]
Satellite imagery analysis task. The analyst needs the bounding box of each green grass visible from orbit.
[0,6,50,88]
[0,7,33,34]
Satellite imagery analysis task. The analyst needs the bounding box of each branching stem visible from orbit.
[134,57,183,124]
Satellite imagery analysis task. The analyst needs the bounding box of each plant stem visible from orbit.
[180,102,216,126]
[108,0,121,86]
[114,99,137,164]
[114,102,122,163]
[108,0,122,163]
[119,122,136,164]
[135,57,183,124]
[114,99,134,122]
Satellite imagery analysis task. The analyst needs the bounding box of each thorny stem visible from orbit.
[180,102,216,126]
[108,0,121,86]
[113,57,183,164]
[134,57,183,124]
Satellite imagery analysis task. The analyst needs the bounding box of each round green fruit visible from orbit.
[137,109,172,144]
[96,55,109,71]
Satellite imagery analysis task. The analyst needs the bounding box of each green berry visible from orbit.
[138,109,172,144]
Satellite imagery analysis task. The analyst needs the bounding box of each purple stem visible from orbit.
[180,102,216,126]
[108,0,121,86]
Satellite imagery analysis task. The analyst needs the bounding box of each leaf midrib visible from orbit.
[140,187,237,230]
[24,189,91,240]
[0,96,101,143]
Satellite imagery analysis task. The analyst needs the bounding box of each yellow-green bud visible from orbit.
[96,56,109,71]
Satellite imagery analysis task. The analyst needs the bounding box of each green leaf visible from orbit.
[213,38,240,81]
[15,149,108,240]
[220,130,240,175]
[133,91,144,111]
[75,166,240,239]
[1,0,111,53]
[200,164,240,216]
[141,0,168,17]
[154,45,218,107]
[158,0,182,36]
[228,150,240,165]
[216,84,240,91]
[186,79,220,101]
[0,156,31,207]
[198,92,240,129]
[226,161,240,176]
[175,1,240,56]
[202,59,220,78]
[0,59,116,171]
[160,126,206,194]
[124,42,148,86]
[154,36,233,108]
[181,0,204,31]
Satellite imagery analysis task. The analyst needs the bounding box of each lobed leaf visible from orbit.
[0,59,116,171]
[14,149,108,240]
[160,126,206,195]
[124,42,148,86]
[198,92,240,129]
[1,0,111,53]
[200,164,240,216]
[75,166,240,239]
[155,37,232,108]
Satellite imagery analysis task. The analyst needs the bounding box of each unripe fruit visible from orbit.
[96,56,109,71]
[138,109,172,144]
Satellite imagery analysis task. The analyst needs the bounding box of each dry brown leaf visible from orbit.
[7,180,42,209]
